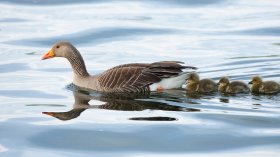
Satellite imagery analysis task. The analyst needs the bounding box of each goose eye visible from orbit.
[56,45,60,49]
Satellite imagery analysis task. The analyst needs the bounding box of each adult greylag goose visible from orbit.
[42,41,197,93]
[186,72,217,93]
[249,76,280,94]
[218,76,250,94]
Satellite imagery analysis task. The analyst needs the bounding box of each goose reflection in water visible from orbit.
[42,91,200,121]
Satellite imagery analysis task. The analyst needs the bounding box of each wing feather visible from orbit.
[97,61,196,93]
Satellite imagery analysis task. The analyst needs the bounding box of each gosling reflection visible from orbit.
[43,91,200,121]
[219,98,230,103]
[129,117,177,121]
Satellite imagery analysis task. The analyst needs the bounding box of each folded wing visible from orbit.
[97,61,196,93]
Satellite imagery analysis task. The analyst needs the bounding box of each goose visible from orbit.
[186,72,217,93]
[249,76,280,94]
[42,41,197,93]
[218,76,250,94]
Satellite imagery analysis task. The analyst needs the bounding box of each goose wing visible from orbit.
[97,61,196,93]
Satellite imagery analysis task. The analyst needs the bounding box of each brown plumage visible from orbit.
[249,76,280,94]
[42,41,196,93]
[218,77,250,94]
[186,72,217,93]
[97,61,190,92]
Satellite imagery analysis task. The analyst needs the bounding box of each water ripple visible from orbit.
[0,90,65,99]
[5,27,176,47]
[1,0,280,156]
[0,0,225,6]
[233,27,280,36]
[0,63,29,73]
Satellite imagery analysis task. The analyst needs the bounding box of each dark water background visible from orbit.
[0,0,280,156]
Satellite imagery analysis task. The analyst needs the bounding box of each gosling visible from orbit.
[218,77,250,94]
[249,76,280,94]
[186,72,217,93]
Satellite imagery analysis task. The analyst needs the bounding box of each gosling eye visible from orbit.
[56,45,60,49]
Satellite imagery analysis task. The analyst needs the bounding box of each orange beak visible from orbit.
[42,48,55,60]
[42,112,55,116]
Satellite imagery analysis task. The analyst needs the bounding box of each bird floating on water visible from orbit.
[186,72,217,93]
[218,76,250,94]
[249,76,280,94]
[42,41,197,93]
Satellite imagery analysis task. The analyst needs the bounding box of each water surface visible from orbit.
[0,0,280,156]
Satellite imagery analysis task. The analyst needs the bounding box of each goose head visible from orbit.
[218,76,230,86]
[249,76,262,85]
[187,72,200,84]
[42,41,79,60]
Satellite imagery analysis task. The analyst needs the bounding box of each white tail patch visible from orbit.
[149,72,189,91]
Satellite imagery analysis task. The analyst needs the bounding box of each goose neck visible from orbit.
[67,53,89,78]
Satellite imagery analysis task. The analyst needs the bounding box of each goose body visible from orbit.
[249,76,280,94]
[218,77,250,94]
[42,42,196,93]
[186,72,217,93]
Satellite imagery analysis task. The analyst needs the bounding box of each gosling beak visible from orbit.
[248,81,252,84]
[42,112,55,117]
[42,48,55,60]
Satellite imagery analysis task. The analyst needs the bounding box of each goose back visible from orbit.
[95,61,193,93]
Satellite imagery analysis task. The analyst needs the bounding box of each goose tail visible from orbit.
[149,71,194,91]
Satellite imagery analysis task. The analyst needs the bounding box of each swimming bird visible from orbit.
[186,72,217,93]
[42,41,197,93]
[249,76,280,94]
[218,76,250,94]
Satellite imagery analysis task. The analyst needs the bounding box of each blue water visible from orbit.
[0,0,280,156]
